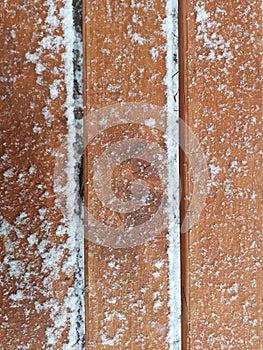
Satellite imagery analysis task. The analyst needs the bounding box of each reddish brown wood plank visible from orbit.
[83,0,177,348]
[180,1,262,348]
[0,2,81,348]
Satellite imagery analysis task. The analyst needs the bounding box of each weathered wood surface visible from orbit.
[0,2,80,349]
[83,0,178,348]
[180,0,262,348]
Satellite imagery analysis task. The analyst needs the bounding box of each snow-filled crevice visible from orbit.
[61,0,85,348]
[72,0,85,345]
[164,0,181,349]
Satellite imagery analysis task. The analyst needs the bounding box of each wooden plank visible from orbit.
[0,2,82,348]
[83,0,179,348]
[180,0,262,348]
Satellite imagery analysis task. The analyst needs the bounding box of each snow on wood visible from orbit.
[180,1,262,348]
[83,0,181,348]
[0,0,84,348]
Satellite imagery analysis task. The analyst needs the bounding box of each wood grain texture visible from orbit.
[180,0,262,348]
[83,0,174,348]
[0,2,79,348]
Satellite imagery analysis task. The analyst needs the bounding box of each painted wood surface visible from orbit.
[180,0,262,348]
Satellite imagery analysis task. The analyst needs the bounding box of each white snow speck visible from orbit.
[195,5,210,22]
[144,118,156,128]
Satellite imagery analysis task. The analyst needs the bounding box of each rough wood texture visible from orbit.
[83,0,175,348]
[0,2,79,348]
[180,1,262,348]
